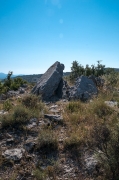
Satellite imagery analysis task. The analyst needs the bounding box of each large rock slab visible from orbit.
[31,61,64,101]
[69,76,98,101]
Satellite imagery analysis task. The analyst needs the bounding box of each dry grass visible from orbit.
[37,128,58,152]
[61,86,119,179]
[1,76,119,179]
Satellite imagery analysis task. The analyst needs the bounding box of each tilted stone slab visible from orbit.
[31,61,64,101]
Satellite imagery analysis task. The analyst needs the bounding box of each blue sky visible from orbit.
[0,0,119,74]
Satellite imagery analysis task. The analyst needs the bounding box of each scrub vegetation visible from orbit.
[0,62,119,179]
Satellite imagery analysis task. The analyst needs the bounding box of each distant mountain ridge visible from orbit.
[1,68,119,82]
[16,72,70,83]
[0,73,17,79]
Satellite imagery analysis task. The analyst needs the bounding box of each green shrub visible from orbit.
[105,70,119,88]
[87,123,119,179]
[10,77,27,91]
[45,165,56,179]
[10,82,20,90]
[22,94,39,108]
[0,114,14,128]
[70,60,105,81]
[13,106,31,124]
[93,101,113,118]
[64,133,82,150]
[33,168,47,180]
[0,106,31,128]
[1,72,27,93]
[3,99,12,111]
[66,101,83,113]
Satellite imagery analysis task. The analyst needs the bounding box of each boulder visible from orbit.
[69,76,98,101]
[31,61,64,101]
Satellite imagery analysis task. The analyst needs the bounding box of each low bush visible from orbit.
[22,94,39,109]
[3,99,12,111]
[65,100,84,113]
[70,60,105,81]
[64,133,82,150]
[37,129,58,152]
[92,100,113,118]
[87,123,119,179]
[0,105,31,128]
[33,168,47,180]
[0,71,27,94]
[13,106,31,124]
[0,113,14,128]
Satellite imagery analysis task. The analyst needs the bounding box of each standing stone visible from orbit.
[31,61,64,101]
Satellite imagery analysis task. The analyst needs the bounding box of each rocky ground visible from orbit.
[1,62,119,180]
[0,87,100,180]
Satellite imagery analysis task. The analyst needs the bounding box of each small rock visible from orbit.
[24,141,36,152]
[0,94,7,100]
[29,118,37,123]
[19,88,25,94]
[0,110,8,115]
[105,101,117,107]
[26,118,38,129]
[45,102,51,105]
[44,114,63,122]
[84,153,98,174]
[26,122,37,129]
[21,84,27,88]
[6,138,14,144]
[49,109,60,113]
[2,148,25,161]
[62,99,67,102]
[7,90,19,98]
[49,105,58,109]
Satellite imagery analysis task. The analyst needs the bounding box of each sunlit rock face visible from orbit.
[69,75,98,101]
[31,61,64,101]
